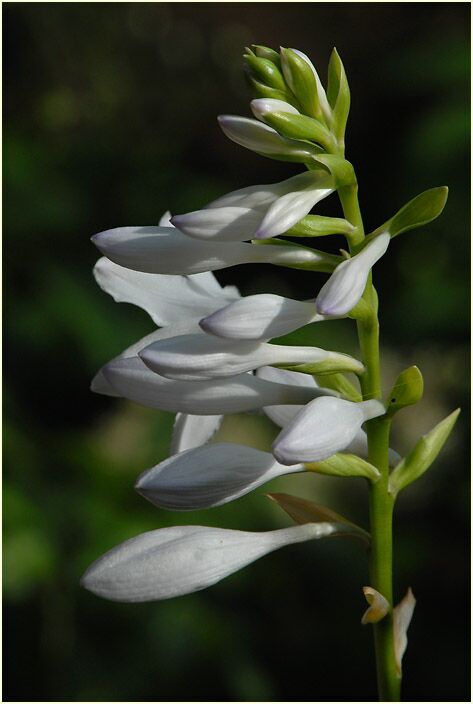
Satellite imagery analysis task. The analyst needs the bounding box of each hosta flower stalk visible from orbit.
[84,44,458,702]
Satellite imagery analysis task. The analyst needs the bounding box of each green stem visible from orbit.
[338,182,401,702]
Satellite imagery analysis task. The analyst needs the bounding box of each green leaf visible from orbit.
[305,453,380,481]
[373,187,449,239]
[280,47,320,119]
[287,214,355,238]
[389,408,460,495]
[327,48,350,142]
[386,366,424,415]
[243,54,286,91]
[263,112,336,151]
[312,154,356,187]
[313,372,362,402]
[266,492,370,545]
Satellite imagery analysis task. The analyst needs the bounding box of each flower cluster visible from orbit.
[82,45,453,609]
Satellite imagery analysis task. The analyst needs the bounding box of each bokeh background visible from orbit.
[4,3,470,702]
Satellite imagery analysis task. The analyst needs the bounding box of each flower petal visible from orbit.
[393,588,416,676]
[81,522,344,602]
[272,397,385,464]
[206,171,327,210]
[139,333,334,381]
[250,98,300,121]
[102,356,334,415]
[92,226,327,275]
[135,442,303,510]
[170,413,224,454]
[218,115,321,161]
[171,207,263,242]
[254,186,334,240]
[257,366,318,428]
[200,293,325,341]
[93,257,239,326]
[316,233,390,316]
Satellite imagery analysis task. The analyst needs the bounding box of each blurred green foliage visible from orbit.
[4,3,469,701]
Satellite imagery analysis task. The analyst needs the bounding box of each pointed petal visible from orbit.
[170,413,224,454]
[93,257,238,326]
[272,397,385,464]
[81,522,344,602]
[102,356,332,415]
[92,226,326,275]
[206,171,326,210]
[171,207,263,242]
[200,294,323,341]
[316,233,390,316]
[139,333,332,381]
[135,442,303,510]
[158,210,174,227]
[254,186,334,240]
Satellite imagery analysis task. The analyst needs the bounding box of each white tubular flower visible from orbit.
[316,233,390,316]
[200,293,330,341]
[170,413,224,454]
[102,356,336,416]
[272,396,385,465]
[290,49,333,125]
[258,366,400,466]
[81,522,346,602]
[139,333,362,381]
[92,226,328,275]
[135,443,304,511]
[171,170,334,242]
[218,115,321,161]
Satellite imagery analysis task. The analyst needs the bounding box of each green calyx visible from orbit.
[286,214,355,238]
[263,111,336,152]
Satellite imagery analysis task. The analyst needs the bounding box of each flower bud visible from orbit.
[326,47,350,143]
[243,53,286,91]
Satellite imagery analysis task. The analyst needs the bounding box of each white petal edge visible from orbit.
[393,588,416,676]
[170,412,224,454]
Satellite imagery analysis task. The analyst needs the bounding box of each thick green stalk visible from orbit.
[338,182,401,701]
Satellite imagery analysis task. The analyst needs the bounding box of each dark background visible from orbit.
[4,3,470,701]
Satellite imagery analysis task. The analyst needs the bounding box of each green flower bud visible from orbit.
[243,54,286,91]
[262,111,336,152]
[327,48,350,144]
[251,44,281,67]
[246,76,292,104]
[389,408,460,495]
[386,366,424,415]
[305,452,380,481]
[280,47,320,119]
[287,214,355,238]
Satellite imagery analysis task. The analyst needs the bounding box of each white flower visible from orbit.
[250,97,301,122]
[100,356,337,416]
[316,233,390,316]
[272,396,385,465]
[139,332,363,381]
[171,170,334,242]
[218,114,322,162]
[91,225,330,275]
[80,522,348,602]
[135,442,304,510]
[200,293,330,341]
